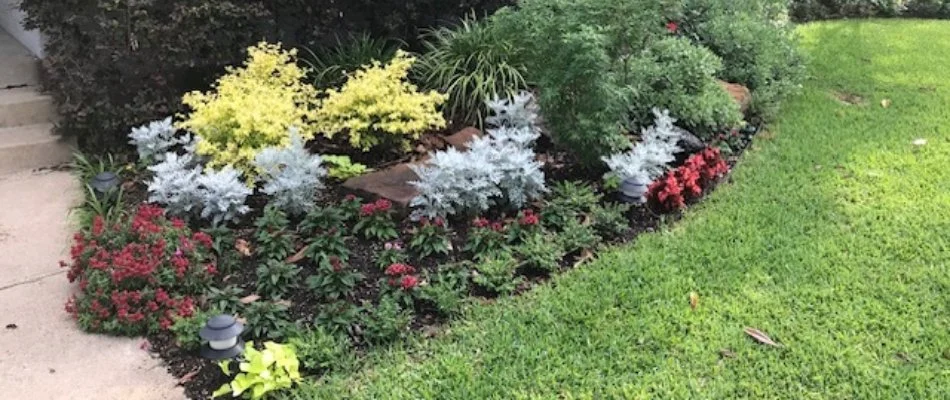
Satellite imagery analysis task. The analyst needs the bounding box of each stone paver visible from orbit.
[0,170,184,400]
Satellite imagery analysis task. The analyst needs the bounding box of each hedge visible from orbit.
[789,0,950,22]
[19,0,511,150]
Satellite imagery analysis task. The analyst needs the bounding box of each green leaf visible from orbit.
[211,383,232,398]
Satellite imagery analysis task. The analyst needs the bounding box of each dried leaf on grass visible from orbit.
[881,98,892,108]
[744,327,783,347]
[573,249,595,268]
[689,292,699,311]
[719,348,736,359]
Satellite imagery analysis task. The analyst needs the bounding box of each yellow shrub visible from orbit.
[316,50,448,151]
[178,42,318,180]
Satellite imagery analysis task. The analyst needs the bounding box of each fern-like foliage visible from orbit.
[255,131,327,216]
[147,152,203,215]
[147,152,251,225]
[197,167,252,226]
[128,117,193,162]
[602,108,686,196]
[410,92,546,219]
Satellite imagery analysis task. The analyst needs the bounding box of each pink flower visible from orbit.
[472,218,490,228]
[400,275,419,290]
[666,21,679,33]
[359,203,376,217]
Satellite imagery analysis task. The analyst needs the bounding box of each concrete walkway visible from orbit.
[0,170,184,400]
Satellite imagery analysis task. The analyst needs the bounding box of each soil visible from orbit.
[141,125,760,399]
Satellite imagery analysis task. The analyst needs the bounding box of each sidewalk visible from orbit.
[0,170,184,400]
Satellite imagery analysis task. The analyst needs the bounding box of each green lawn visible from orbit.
[290,20,950,399]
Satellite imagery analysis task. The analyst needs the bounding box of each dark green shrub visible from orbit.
[513,233,564,273]
[472,252,522,295]
[415,16,528,126]
[788,0,904,21]
[170,307,219,351]
[418,264,471,316]
[591,202,632,239]
[256,260,301,300]
[242,301,294,340]
[904,0,950,17]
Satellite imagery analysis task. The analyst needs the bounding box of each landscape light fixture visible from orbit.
[619,176,649,204]
[90,172,120,195]
[199,314,245,360]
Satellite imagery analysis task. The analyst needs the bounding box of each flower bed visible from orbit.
[58,1,802,398]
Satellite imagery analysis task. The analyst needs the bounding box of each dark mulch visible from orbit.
[142,126,759,399]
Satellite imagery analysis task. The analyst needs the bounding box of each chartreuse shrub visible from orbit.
[315,51,448,152]
[214,341,301,400]
[178,42,319,180]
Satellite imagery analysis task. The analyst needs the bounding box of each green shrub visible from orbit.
[473,252,522,295]
[627,37,741,133]
[256,260,301,300]
[287,327,353,374]
[513,233,564,273]
[489,0,741,166]
[415,16,528,126]
[789,0,904,21]
[359,296,412,345]
[170,307,219,351]
[418,265,471,317]
[242,301,294,341]
[681,1,806,122]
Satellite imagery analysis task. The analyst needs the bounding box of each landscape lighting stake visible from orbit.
[90,172,120,195]
[619,176,649,204]
[199,314,245,360]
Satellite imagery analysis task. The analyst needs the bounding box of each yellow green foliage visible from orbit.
[316,50,448,151]
[178,42,319,180]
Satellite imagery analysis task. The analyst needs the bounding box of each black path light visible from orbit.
[199,314,245,360]
[90,172,121,195]
[619,176,650,204]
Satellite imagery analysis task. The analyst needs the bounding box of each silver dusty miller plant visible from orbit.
[128,117,194,162]
[147,151,251,226]
[410,92,546,219]
[254,130,327,216]
[602,108,686,202]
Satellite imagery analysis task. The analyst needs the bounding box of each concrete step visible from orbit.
[0,87,54,128]
[0,32,39,88]
[0,123,74,174]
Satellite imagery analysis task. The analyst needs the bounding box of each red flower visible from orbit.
[385,263,416,276]
[205,264,218,275]
[490,222,505,232]
[92,215,105,236]
[344,194,357,201]
[359,203,376,217]
[519,209,540,226]
[400,275,419,290]
[472,217,490,228]
[666,21,679,33]
[330,256,343,272]
[374,199,392,212]
[170,218,186,229]
[192,231,213,248]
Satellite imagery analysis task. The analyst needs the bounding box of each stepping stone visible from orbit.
[443,127,481,151]
[719,81,752,113]
[343,127,481,208]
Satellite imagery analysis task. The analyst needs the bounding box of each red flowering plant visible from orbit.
[62,205,216,335]
[506,208,542,244]
[381,263,420,306]
[339,194,363,222]
[464,217,507,261]
[305,256,364,302]
[648,147,730,212]
[353,198,399,241]
[408,217,452,259]
[376,240,408,270]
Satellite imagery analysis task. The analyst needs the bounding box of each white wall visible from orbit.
[0,0,43,58]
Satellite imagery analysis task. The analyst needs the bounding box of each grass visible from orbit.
[287,20,950,399]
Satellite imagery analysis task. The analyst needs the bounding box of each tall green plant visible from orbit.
[301,33,404,89]
[415,16,528,126]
